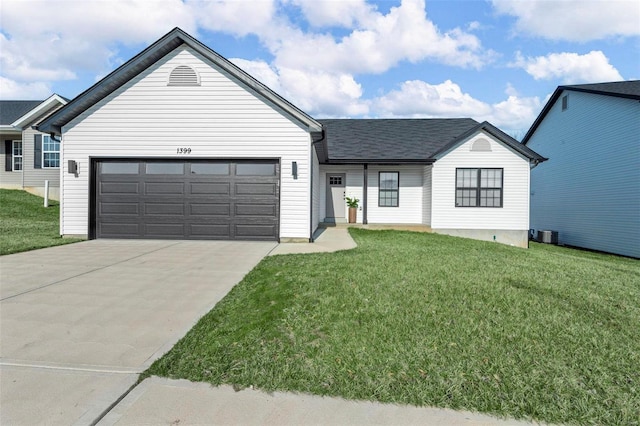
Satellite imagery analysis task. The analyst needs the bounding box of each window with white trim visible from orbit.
[42,135,60,168]
[379,172,399,207]
[456,168,503,207]
[12,141,23,171]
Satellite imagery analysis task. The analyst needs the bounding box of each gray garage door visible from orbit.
[94,159,279,240]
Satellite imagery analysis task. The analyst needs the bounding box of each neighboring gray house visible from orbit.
[38,28,545,247]
[523,80,640,258]
[1,95,68,200]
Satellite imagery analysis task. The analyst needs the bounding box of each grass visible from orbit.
[145,229,640,425]
[0,189,83,255]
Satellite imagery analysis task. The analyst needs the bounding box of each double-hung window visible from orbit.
[42,135,60,168]
[12,141,23,171]
[456,168,503,207]
[379,172,399,207]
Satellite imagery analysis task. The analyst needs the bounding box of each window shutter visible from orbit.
[34,134,42,169]
[4,140,12,171]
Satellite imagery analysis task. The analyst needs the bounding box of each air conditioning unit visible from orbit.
[538,230,558,244]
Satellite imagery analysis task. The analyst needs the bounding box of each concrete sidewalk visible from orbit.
[99,377,541,426]
[269,226,357,255]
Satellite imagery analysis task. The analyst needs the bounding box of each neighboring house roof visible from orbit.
[11,94,68,130]
[319,118,547,164]
[522,80,640,145]
[0,100,42,128]
[38,27,323,136]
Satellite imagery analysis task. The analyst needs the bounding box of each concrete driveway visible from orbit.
[0,239,276,426]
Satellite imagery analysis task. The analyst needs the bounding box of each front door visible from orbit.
[326,174,345,222]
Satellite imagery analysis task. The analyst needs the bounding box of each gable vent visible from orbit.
[471,138,491,152]
[168,65,200,86]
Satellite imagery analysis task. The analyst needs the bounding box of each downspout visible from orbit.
[362,164,368,224]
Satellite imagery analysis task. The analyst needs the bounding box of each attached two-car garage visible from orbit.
[91,159,280,241]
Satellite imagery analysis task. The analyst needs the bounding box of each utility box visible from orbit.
[538,230,558,244]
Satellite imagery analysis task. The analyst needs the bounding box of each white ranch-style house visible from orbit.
[38,28,546,247]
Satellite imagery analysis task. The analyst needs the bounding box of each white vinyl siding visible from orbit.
[431,132,530,231]
[527,90,640,258]
[367,166,423,224]
[60,45,312,238]
[422,165,432,226]
[22,128,62,189]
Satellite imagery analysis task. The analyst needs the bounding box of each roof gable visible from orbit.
[522,80,640,145]
[433,121,547,163]
[38,28,322,135]
[11,94,68,130]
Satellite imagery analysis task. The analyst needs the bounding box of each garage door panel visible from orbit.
[235,183,277,195]
[189,224,231,237]
[144,203,185,216]
[235,224,277,238]
[190,203,230,216]
[100,202,139,216]
[235,203,277,217]
[145,223,185,237]
[190,182,230,195]
[96,159,279,241]
[145,182,184,195]
[100,182,139,195]
[100,222,140,236]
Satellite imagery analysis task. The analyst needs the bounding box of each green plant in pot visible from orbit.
[345,196,359,223]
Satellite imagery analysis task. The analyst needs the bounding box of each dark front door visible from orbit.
[94,159,279,240]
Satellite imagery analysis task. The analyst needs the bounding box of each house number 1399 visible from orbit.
[177,147,192,154]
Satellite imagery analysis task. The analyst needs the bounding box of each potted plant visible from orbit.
[345,196,359,223]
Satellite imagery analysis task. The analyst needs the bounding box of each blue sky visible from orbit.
[1,0,639,135]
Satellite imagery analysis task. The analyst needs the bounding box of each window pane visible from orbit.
[102,162,139,174]
[43,153,60,168]
[379,172,398,190]
[190,163,229,175]
[13,142,22,156]
[236,163,276,176]
[146,162,184,174]
[14,157,23,171]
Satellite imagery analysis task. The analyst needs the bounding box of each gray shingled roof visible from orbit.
[319,118,479,163]
[523,80,640,145]
[564,80,640,99]
[0,100,42,125]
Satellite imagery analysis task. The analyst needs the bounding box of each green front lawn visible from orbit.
[146,229,640,425]
[0,189,83,255]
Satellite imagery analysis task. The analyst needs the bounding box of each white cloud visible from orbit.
[228,58,369,117]
[492,0,640,41]
[272,0,494,74]
[0,0,196,87]
[512,51,624,83]
[0,76,52,100]
[374,80,491,117]
[372,80,541,133]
